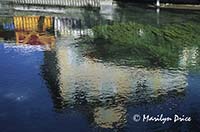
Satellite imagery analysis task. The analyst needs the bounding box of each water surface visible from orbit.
[0,3,200,132]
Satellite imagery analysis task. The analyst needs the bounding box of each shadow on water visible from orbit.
[0,2,200,132]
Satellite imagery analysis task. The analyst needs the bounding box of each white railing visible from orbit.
[13,0,101,7]
[54,17,94,37]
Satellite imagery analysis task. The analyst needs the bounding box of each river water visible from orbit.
[0,3,200,132]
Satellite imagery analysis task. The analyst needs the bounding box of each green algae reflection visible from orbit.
[80,22,200,69]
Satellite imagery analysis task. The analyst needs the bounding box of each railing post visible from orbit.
[156,0,160,25]
[156,0,160,7]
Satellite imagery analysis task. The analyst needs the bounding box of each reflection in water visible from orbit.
[0,15,94,48]
[42,37,187,129]
[15,31,55,46]
[94,106,126,128]
[14,16,55,49]
[0,4,200,132]
[0,16,55,50]
[179,46,199,69]
[14,16,53,32]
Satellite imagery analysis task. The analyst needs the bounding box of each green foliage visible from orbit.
[93,22,158,46]
[162,23,200,46]
[81,22,200,68]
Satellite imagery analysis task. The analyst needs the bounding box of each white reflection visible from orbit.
[179,46,199,68]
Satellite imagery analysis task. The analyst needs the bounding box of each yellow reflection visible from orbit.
[14,16,53,31]
[13,16,55,48]
[94,106,126,128]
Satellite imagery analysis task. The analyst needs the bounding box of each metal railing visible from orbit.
[12,0,101,7]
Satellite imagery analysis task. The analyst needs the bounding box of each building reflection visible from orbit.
[14,16,53,32]
[54,17,93,37]
[0,16,55,49]
[0,15,194,129]
[41,37,188,129]
[0,2,199,131]
[0,14,196,129]
[0,15,95,48]
[14,16,55,48]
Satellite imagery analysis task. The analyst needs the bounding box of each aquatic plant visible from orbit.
[80,22,200,68]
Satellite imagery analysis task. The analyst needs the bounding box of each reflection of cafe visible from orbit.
[42,40,188,129]
[0,16,55,48]
[15,31,55,47]
[14,16,55,48]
